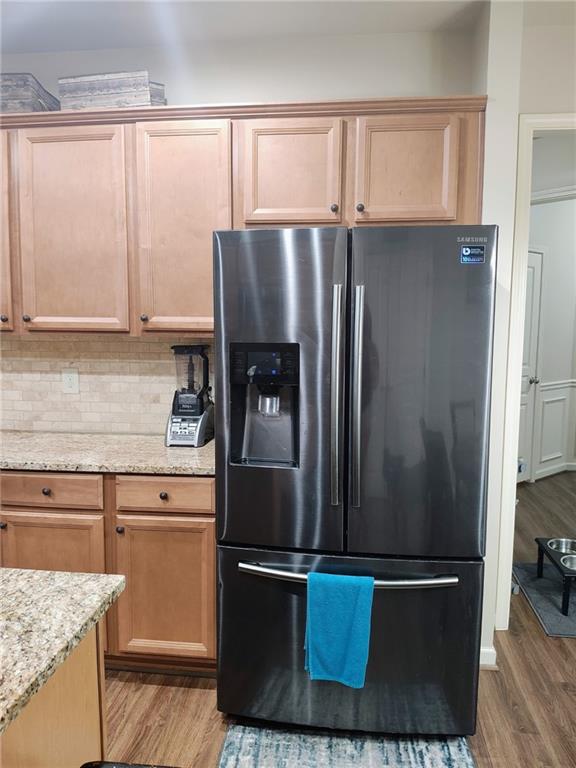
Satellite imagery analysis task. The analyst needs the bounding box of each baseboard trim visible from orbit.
[480,646,497,668]
[535,464,570,480]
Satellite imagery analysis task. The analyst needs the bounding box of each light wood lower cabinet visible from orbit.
[0,627,105,768]
[0,509,105,573]
[0,470,216,666]
[114,514,216,659]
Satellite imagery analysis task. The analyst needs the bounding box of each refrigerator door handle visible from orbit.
[330,283,343,506]
[352,284,365,507]
[238,562,459,589]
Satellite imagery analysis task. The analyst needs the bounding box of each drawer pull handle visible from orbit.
[140,314,149,322]
[0,314,8,323]
[0,522,7,530]
[159,491,169,501]
[22,314,31,322]
[41,487,51,496]
[116,526,125,534]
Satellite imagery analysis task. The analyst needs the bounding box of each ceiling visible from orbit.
[1,0,486,55]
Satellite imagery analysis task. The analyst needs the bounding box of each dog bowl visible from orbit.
[547,538,576,554]
[560,555,576,571]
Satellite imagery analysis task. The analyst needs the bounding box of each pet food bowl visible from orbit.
[560,555,576,571]
[547,538,576,554]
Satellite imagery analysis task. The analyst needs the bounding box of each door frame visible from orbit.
[496,113,576,629]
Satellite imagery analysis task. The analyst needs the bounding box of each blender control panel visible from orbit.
[169,417,198,441]
[166,413,214,447]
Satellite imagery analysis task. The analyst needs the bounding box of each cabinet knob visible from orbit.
[22,314,31,322]
[116,526,125,534]
[529,376,540,385]
[0,314,8,323]
[0,522,7,530]
[356,203,365,213]
[159,491,169,501]
[140,314,149,322]
[330,203,339,213]
[41,487,51,496]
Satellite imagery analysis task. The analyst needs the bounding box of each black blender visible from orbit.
[165,345,214,447]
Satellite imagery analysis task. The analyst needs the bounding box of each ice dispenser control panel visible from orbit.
[230,345,299,386]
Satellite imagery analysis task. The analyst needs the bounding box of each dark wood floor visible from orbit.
[106,472,576,768]
[514,471,576,562]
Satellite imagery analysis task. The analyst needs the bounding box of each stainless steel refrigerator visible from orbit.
[213,225,497,735]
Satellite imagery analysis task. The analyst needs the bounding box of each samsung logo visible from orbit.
[457,236,488,244]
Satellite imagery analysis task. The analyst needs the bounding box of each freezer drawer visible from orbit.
[217,546,483,735]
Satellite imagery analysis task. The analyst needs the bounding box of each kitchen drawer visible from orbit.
[115,476,215,514]
[0,472,104,510]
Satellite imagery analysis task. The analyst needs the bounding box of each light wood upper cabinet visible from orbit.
[0,131,13,330]
[241,117,343,224]
[135,120,231,332]
[0,509,105,573]
[17,125,130,331]
[114,514,215,658]
[354,114,460,222]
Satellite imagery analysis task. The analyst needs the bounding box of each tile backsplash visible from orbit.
[0,334,214,434]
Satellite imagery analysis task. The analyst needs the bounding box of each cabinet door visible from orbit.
[135,120,231,332]
[354,114,460,222]
[18,125,129,331]
[115,515,215,658]
[242,118,343,223]
[1,131,13,330]
[0,510,105,572]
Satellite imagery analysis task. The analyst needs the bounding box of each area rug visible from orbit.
[218,723,475,767]
[513,563,576,638]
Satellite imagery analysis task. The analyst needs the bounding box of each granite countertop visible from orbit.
[0,568,125,733]
[0,431,215,475]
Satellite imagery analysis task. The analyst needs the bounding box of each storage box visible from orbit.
[58,70,167,110]
[0,73,60,113]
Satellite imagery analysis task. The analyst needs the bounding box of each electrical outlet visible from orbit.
[62,368,79,394]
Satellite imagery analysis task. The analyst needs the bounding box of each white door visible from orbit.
[517,249,543,482]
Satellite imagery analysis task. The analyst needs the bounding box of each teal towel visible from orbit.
[304,572,374,689]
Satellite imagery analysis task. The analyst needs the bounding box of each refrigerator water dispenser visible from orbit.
[229,343,299,467]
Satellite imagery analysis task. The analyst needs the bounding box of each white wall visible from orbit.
[520,3,576,114]
[480,0,524,667]
[1,30,482,105]
[531,133,576,195]
[529,199,576,475]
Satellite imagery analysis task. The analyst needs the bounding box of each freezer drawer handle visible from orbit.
[330,283,343,506]
[352,284,365,507]
[238,562,459,589]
